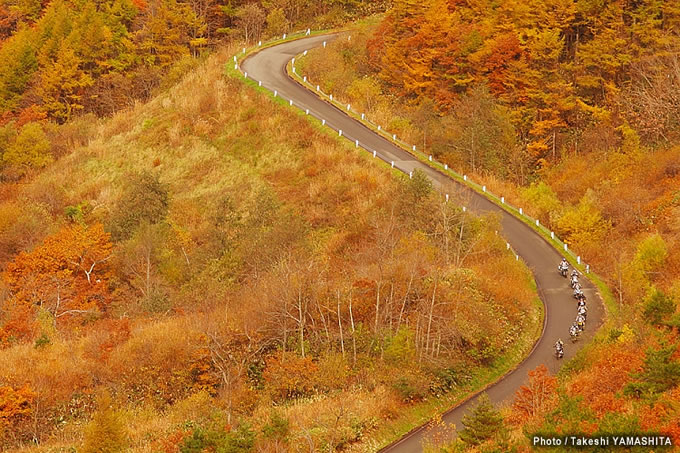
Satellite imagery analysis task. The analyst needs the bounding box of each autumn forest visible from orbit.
[0,0,679,452]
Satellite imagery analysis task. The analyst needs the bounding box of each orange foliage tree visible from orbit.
[511,364,557,422]
[1,223,113,341]
[0,384,36,439]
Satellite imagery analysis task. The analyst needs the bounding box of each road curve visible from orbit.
[242,34,605,452]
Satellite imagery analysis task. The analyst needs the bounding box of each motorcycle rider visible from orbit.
[555,339,564,358]
[577,305,587,319]
[558,258,569,277]
[571,271,579,288]
[569,323,579,341]
[576,314,586,331]
[573,284,584,299]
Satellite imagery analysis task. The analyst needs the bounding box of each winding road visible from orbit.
[241,34,605,452]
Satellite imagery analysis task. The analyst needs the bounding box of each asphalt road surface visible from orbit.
[242,34,605,453]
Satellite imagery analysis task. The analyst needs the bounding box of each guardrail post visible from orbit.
[412,145,416,151]
[258,41,262,46]
[274,90,277,97]
[463,175,467,181]
[501,196,505,203]
[305,109,309,115]
[516,255,519,261]
[391,161,395,168]
[361,113,365,120]
[482,185,486,192]
[339,130,342,137]
[244,72,248,78]
[409,172,413,179]
[586,264,590,274]
[289,99,293,106]
[316,85,320,91]
[323,41,327,48]
[444,164,448,170]
[536,219,539,226]
[330,94,333,101]
[446,194,449,202]
[463,207,467,212]
[429,155,432,161]
[551,231,554,239]
[507,243,510,250]
[564,244,568,251]
[306,29,310,35]
[283,33,287,39]
[347,104,351,111]
[322,119,325,126]
[519,208,523,215]
[393,134,397,140]
[292,57,295,65]
[304,50,308,56]
[258,81,262,87]
[577,256,581,264]
[234,64,238,70]
[233,56,237,62]
[243,47,245,54]
[303,76,307,82]
[355,140,359,147]
[373,150,376,158]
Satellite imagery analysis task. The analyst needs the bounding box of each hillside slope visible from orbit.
[0,44,540,452]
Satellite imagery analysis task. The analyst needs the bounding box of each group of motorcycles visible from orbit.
[555,258,588,359]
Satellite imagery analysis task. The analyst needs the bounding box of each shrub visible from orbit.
[82,392,128,453]
[643,288,676,325]
[109,171,169,240]
[2,122,52,176]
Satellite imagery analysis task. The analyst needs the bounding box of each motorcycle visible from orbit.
[577,305,587,320]
[573,285,584,299]
[555,341,564,359]
[559,264,568,278]
[569,325,579,342]
[576,314,586,331]
[571,275,579,288]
